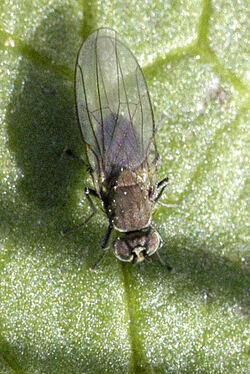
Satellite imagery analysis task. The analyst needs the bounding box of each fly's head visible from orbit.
[113,228,161,264]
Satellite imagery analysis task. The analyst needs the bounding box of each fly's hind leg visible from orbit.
[60,147,92,172]
[61,187,98,235]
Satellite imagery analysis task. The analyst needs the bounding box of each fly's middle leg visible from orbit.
[61,187,98,235]
[155,176,169,202]
[155,176,181,208]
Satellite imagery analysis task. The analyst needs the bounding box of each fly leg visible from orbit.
[155,176,169,202]
[62,188,112,270]
[61,187,98,235]
[156,251,172,271]
[91,224,113,270]
[155,176,180,208]
[60,147,92,172]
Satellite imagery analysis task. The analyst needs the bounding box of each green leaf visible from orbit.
[0,0,249,373]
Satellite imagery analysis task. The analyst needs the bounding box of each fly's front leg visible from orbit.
[101,223,113,249]
[91,224,113,270]
[156,251,172,271]
[61,187,98,235]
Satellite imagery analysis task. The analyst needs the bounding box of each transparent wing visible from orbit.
[75,28,156,182]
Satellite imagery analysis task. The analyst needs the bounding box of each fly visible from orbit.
[73,28,171,267]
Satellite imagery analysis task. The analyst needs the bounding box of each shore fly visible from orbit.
[73,28,171,267]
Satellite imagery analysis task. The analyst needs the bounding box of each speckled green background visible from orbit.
[0,1,249,373]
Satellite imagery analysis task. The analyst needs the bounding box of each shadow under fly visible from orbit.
[63,28,173,269]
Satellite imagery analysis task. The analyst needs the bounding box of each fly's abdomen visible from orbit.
[75,28,156,183]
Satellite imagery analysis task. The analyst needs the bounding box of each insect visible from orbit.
[74,28,170,267]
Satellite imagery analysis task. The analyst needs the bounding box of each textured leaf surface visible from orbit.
[0,0,249,373]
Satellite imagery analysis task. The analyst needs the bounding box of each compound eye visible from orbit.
[146,230,161,257]
[113,238,133,262]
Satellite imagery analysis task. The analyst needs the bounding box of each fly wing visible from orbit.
[75,28,157,187]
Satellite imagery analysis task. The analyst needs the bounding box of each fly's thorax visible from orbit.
[113,228,162,264]
[106,169,154,232]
